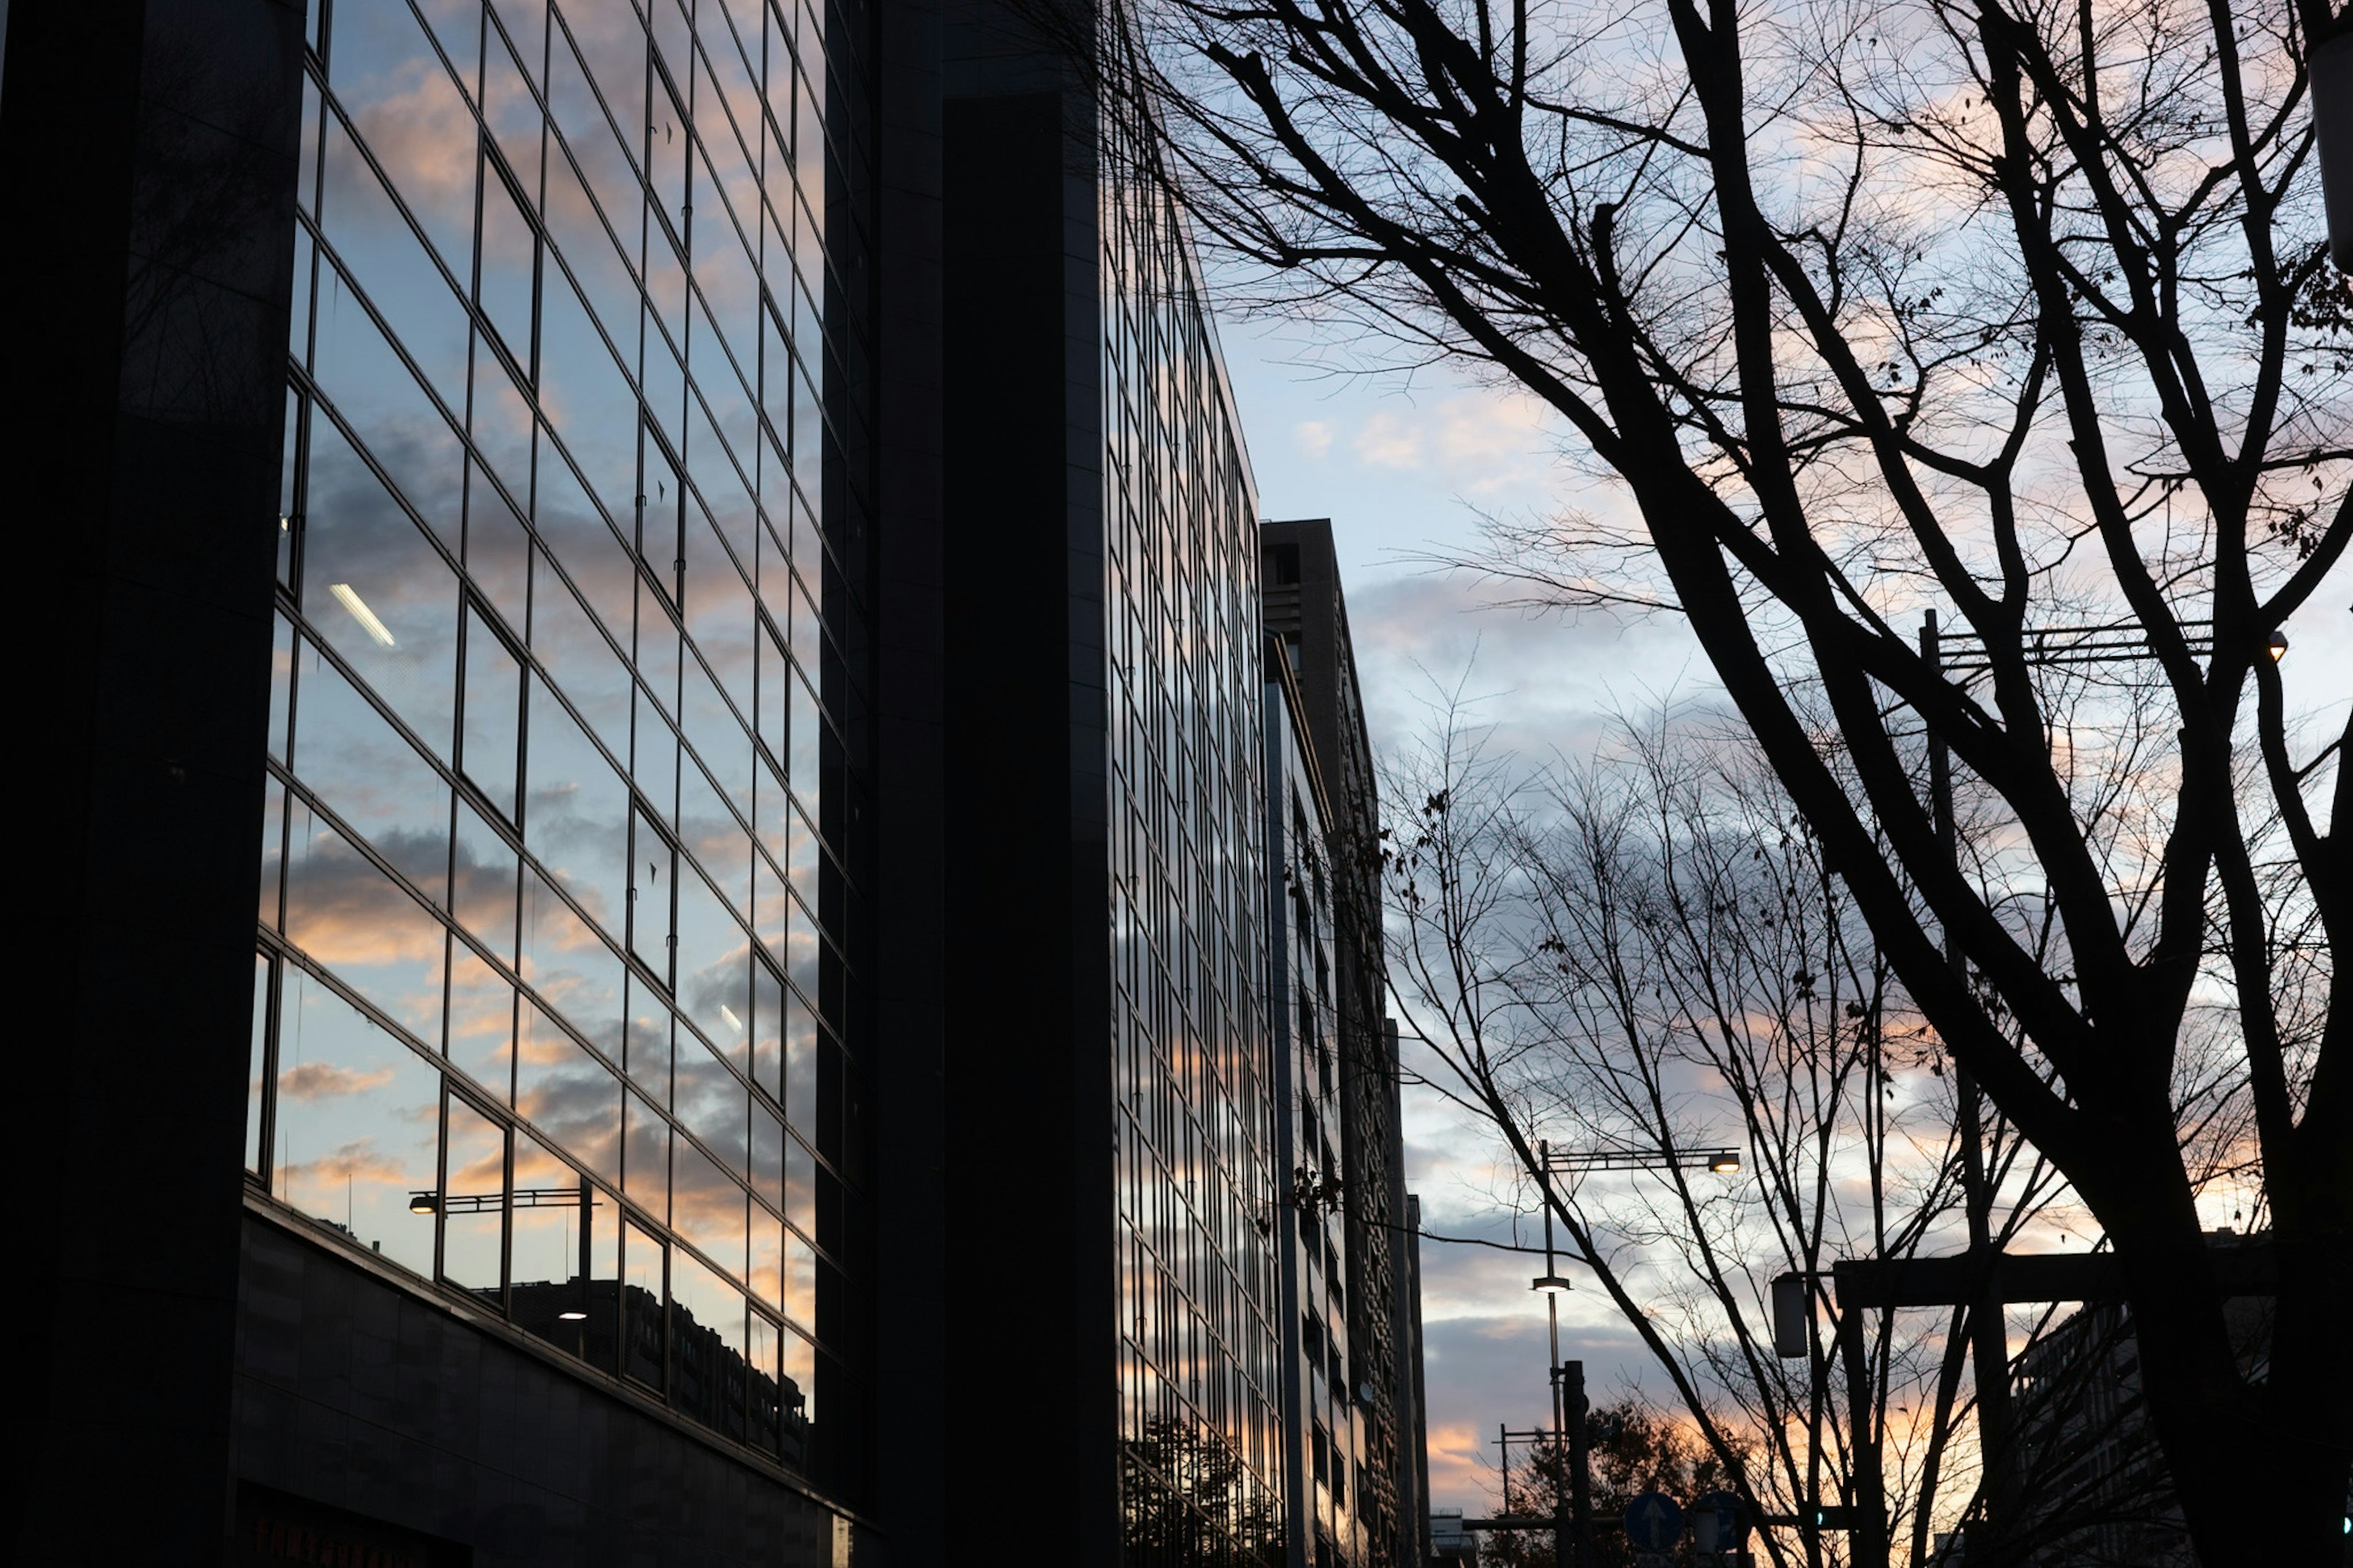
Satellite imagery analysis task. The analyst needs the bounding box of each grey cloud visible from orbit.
[1345,572,1719,774]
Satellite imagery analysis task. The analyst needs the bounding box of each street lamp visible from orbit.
[1526,1138,1745,1567]
[2268,629,2290,662]
[1531,1142,1578,1568]
[1543,1145,1743,1175]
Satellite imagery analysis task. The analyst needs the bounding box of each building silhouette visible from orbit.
[4,0,1423,1562]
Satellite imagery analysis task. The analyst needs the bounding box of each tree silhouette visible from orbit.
[1119,1415,1289,1568]
[1482,1398,1747,1568]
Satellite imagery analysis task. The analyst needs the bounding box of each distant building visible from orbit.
[1264,520,1431,1568]
[1996,1235,2272,1567]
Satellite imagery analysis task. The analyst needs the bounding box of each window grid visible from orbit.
[251,0,867,1480]
[1102,74,1288,1568]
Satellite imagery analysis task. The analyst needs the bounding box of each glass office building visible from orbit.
[247,0,871,1494]
[9,0,1427,1556]
[926,10,1326,1558]
[1101,87,1292,1567]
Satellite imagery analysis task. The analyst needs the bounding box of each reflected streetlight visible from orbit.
[408,1187,594,1215]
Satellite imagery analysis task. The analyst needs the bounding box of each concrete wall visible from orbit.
[232,1211,866,1567]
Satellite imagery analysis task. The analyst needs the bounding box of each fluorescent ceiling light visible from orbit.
[719,1004,745,1034]
[329,583,397,648]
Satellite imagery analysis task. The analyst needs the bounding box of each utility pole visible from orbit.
[1789,612,2235,1566]
[1564,1360,1596,1568]
[1920,610,2020,1553]
[1838,1301,1889,1568]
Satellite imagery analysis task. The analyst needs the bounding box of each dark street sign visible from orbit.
[1832,1241,2274,1309]
[1626,1493,1683,1552]
[1691,1491,1750,1552]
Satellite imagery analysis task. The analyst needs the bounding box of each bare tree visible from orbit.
[1048,0,2353,1551]
[1386,700,2103,1565]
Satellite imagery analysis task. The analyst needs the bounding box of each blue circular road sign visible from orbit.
[1624,1491,1684,1552]
[1691,1490,1751,1552]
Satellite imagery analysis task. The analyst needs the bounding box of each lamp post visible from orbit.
[1529,1138,1743,1567]
[1532,1141,1576,1568]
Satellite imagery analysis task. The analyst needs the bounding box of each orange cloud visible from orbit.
[279,1061,396,1101]
[281,1145,411,1189]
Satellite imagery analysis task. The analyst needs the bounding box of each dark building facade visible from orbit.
[1262,521,1430,1568]
[918,6,1290,1558]
[4,0,1420,1562]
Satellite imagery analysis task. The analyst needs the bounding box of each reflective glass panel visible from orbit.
[511,1132,593,1352]
[282,798,447,1046]
[446,944,515,1102]
[441,1092,507,1296]
[460,606,523,822]
[673,1135,748,1283]
[624,1088,671,1220]
[275,968,440,1274]
[669,1245,745,1439]
[516,997,621,1186]
[623,1219,665,1388]
[249,952,273,1174]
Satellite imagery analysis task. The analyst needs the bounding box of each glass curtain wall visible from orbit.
[247,0,871,1488]
[1102,74,1290,1568]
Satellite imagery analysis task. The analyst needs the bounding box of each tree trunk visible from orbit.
[2091,1135,2353,1567]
